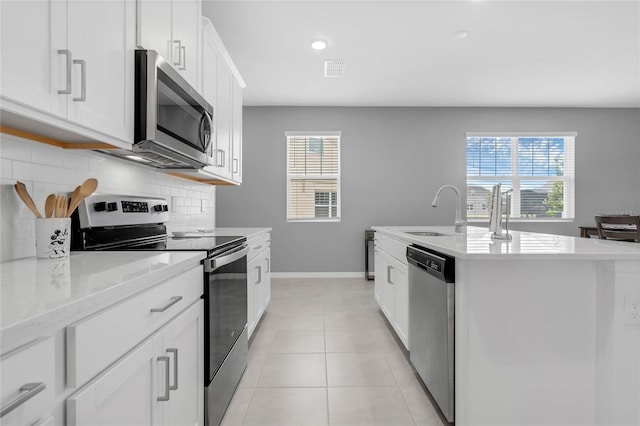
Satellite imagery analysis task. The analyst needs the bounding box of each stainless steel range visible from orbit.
[71,194,248,426]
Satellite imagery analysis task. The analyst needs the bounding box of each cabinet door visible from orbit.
[247,255,260,338]
[214,61,233,179]
[388,256,409,349]
[200,22,218,107]
[171,0,200,89]
[263,248,271,307]
[66,0,134,142]
[160,301,204,426]
[231,78,243,183]
[66,336,161,426]
[0,1,66,117]
[137,0,173,62]
[253,251,267,323]
[378,251,396,324]
[373,248,383,305]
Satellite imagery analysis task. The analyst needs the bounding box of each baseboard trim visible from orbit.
[270,272,365,279]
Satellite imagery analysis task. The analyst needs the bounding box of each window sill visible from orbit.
[467,218,575,224]
[287,219,341,223]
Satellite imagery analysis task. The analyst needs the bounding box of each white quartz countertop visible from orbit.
[372,225,640,260]
[1,251,205,353]
[212,227,272,239]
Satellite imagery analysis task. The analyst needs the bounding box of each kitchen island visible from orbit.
[372,226,640,426]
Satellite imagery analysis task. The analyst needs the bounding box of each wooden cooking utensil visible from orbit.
[44,194,56,218]
[55,195,67,218]
[66,178,98,217]
[14,181,42,218]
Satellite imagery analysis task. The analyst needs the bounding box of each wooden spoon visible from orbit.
[44,194,56,218]
[66,178,98,217]
[55,195,68,218]
[14,181,42,218]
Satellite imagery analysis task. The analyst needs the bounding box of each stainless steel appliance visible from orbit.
[407,244,456,422]
[70,194,248,426]
[365,229,375,280]
[101,50,214,169]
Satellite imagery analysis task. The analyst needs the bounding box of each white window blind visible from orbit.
[466,132,576,221]
[286,132,341,222]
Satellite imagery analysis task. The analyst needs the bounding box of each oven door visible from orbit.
[204,244,249,382]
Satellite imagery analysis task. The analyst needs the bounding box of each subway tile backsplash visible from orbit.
[0,133,216,261]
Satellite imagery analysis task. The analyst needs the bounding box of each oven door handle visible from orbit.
[204,244,249,272]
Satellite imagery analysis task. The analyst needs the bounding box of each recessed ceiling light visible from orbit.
[311,40,328,50]
[453,31,469,40]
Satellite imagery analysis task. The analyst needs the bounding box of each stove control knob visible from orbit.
[94,202,107,212]
[162,204,168,212]
[153,204,164,212]
[107,202,118,212]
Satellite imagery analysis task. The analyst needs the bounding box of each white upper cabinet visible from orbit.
[137,0,201,90]
[65,0,134,142]
[0,1,65,118]
[0,0,135,145]
[231,79,243,183]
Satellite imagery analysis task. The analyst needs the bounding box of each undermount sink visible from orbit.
[404,231,448,236]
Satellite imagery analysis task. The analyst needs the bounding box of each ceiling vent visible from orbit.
[324,60,345,78]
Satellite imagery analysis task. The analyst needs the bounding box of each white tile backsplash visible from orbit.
[0,133,216,261]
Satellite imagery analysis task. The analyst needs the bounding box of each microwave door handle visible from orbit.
[199,111,213,153]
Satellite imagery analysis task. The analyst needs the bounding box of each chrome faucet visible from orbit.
[431,185,466,233]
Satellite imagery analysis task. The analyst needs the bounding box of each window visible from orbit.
[466,132,575,221]
[286,132,341,221]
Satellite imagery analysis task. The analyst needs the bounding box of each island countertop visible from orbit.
[372,225,640,260]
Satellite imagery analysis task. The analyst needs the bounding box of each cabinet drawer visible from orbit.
[376,234,408,265]
[1,338,54,426]
[247,232,270,262]
[67,266,203,388]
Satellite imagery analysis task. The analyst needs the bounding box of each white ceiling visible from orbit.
[202,0,640,107]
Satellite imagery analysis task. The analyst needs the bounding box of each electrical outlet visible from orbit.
[624,297,640,325]
[201,199,207,213]
[171,196,178,213]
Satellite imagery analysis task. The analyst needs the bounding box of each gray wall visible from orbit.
[217,107,640,273]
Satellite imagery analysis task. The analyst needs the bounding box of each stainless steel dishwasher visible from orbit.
[407,244,455,423]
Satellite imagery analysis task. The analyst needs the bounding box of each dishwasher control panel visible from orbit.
[406,245,455,282]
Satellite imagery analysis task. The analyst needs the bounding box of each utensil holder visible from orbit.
[36,218,71,259]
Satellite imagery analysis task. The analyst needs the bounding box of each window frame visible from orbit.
[466,132,576,223]
[286,131,342,223]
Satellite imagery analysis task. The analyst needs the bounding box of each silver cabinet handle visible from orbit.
[216,149,226,167]
[72,59,86,102]
[266,258,270,273]
[0,382,46,418]
[255,265,262,285]
[157,356,170,401]
[387,265,394,285]
[173,40,182,66]
[57,50,72,94]
[233,158,239,174]
[179,45,186,70]
[253,245,262,250]
[167,348,178,391]
[150,296,182,313]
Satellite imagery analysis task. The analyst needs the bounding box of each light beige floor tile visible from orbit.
[221,387,254,425]
[269,330,325,353]
[324,311,386,331]
[400,384,446,426]
[238,351,268,388]
[328,387,416,426]
[243,387,329,426]
[248,329,276,354]
[258,353,327,387]
[277,311,325,330]
[385,352,421,387]
[326,353,396,387]
[325,329,403,354]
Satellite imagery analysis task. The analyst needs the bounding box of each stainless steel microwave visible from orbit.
[129,49,214,168]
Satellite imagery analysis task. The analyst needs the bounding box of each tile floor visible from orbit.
[221,277,447,426]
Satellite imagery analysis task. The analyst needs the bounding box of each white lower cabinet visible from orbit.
[247,232,271,338]
[0,338,55,426]
[374,237,409,349]
[66,300,204,426]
